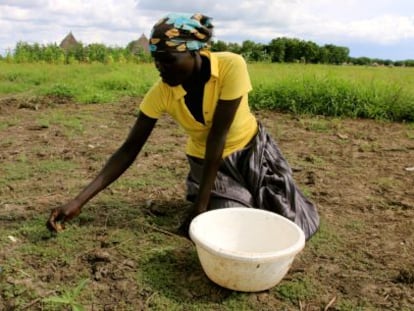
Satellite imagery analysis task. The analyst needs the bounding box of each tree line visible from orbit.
[211,38,413,66]
[1,37,413,67]
[0,41,152,64]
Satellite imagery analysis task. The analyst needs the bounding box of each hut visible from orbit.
[59,32,79,51]
[129,34,150,54]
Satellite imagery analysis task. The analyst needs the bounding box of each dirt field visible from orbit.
[0,96,413,310]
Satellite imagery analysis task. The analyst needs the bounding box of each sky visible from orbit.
[0,0,413,60]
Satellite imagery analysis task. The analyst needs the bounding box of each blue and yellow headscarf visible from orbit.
[149,13,213,53]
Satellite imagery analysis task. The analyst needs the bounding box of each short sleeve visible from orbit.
[139,81,167,119]
[219,54,252,100]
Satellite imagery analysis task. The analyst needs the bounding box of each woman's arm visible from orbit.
[193,97,242,213]
[46,111,157,232]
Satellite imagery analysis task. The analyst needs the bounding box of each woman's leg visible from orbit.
[208,197,249,210]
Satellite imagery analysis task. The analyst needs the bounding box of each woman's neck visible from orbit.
[182,53,203,91]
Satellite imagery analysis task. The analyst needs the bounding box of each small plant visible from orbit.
[276,276,317,303]
[43,278,88,311]
[45,83,74,98]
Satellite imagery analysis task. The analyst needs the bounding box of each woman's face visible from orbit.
[152,51,195,86]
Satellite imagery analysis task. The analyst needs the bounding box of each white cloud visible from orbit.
[295,14,414,45]
[0,0,47,9]
[0,0,413,59]
[0,4,33,21]
[347,15,414,44]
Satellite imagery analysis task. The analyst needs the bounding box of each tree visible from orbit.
[86,43,108,63]
[210,40,228,52]
[349,56,371,66]
[226,42,242,54]
[323,44,349,64]
[240,40,265,62]
[284,38,302,62]
[318,46,330,64]
[300,40,319,63]
[267,38,286,62]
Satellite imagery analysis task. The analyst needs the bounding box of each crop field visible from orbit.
[0,62,413,310]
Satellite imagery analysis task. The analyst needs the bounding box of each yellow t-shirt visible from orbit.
[139,50,258,158]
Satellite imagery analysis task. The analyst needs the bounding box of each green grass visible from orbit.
[0,116,20,130]
[43,279,89,311]
[0,209,258,310]
[0,159,77,187]
[1,62,413,121]
[36,110,93,137]
[112,167,182,192]
[275,276,317,303]
[0,216,91,309]
[1,62,413,310]
[307,220,343,254]
[404,123,414,139]
[0,63,158,103]
[249,64,414,121]
[298,117,342,133]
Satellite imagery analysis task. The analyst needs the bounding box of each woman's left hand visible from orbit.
[177,203,206,238]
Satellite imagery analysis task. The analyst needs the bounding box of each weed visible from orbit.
[374,177,402,193]
[80,90,114,104]
[113,178,148,190]
[308,220,342,254]
[299,118,333,133]
[99,78,135,91]
[295,154,325,169]
[118,166,184,189]
[275,276,317,303]
[336,298,369,311]
[344,220,365,232]
[0,160,31,185]
[405,123,414,139]
[37,159,76,174]
[36,111,92,136]
[0,117,20,130]
[44,83,74,99]
[0,159,76,188]
[43,278,89,311]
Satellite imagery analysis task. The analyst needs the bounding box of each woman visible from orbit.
[47,13,319,240]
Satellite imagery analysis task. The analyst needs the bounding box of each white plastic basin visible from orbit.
[189,207,305,292]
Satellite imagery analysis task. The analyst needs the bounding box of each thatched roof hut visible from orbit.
[60,32,79,51]
[129,34,150,53]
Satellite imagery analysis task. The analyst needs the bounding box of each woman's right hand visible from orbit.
[46,200,82,233]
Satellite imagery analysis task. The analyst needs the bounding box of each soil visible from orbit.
[0,96,413,310]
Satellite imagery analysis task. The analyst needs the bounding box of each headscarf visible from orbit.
[149,13,213,53]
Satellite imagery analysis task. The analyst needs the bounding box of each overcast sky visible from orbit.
[1,0,413,60]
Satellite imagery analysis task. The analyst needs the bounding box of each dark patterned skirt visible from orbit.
[186,122,320,240]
